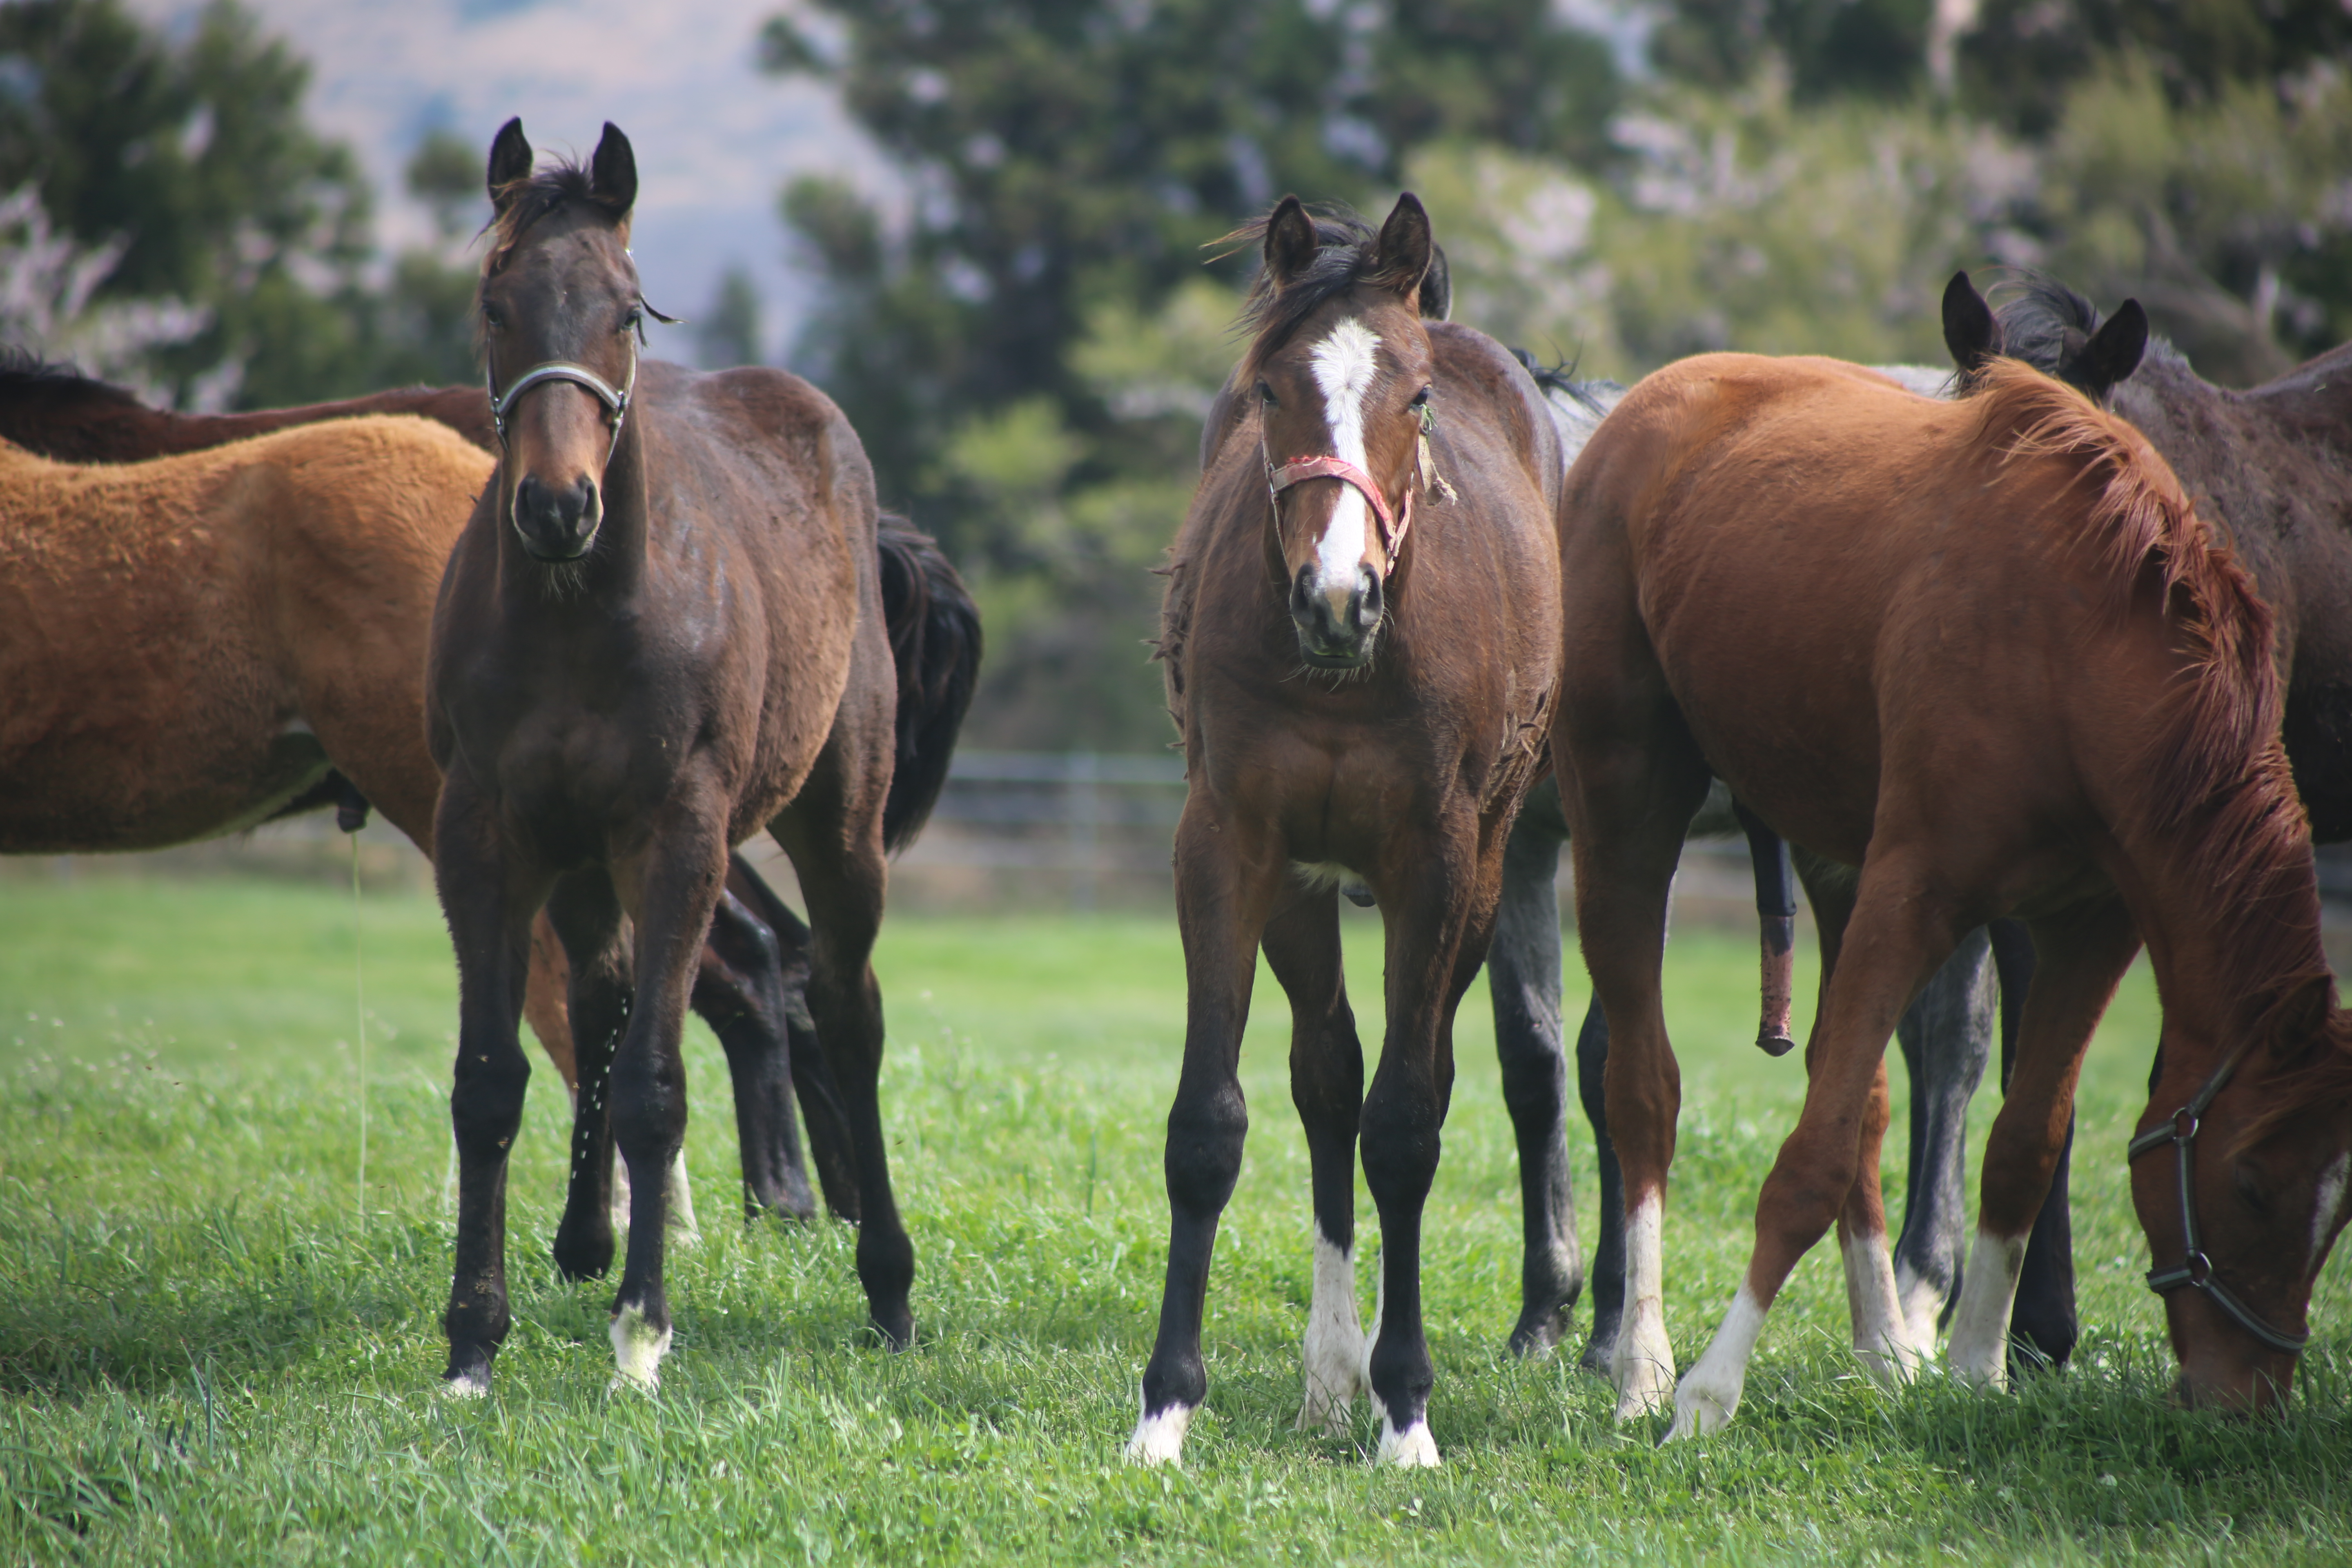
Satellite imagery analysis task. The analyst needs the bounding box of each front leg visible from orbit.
[1128,800,1284,1466]
[434,773,551,1395]
[548,868,632,1283]
[606,804,733,1390]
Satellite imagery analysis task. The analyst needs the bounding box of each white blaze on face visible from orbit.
[1306,317,1384,602]
[2312,1150,2351,1265]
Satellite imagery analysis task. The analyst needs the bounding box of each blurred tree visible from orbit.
[405,127,482,241]
[1650,0,1936,100]
[0,0,375,406]
[695,266,765,369]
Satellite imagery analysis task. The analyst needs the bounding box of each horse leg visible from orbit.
[605,804,733,1390]
[1991,918,2078,1372]
[1129,802,1283,1465]
[1735,802,1800,1056]
[434,775,549,1396]
[692,886,818,1224]
[1948,902,2136,1387]
[1563,720,1712,1419]
[1488,801,1583,1359]
[723,863,864,1223]
[1889,928,1996,1350]
[547,868,631,1283]
[1263,886,1368,1432]
[1667,849,1958,1440]
[1572,992,1627,1374]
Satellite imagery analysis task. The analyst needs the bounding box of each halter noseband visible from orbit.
[2125,1047,2312,1354]
[1263,405,1453,572]
[487,354,637,448]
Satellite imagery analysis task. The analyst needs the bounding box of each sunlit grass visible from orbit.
[1,877,2345,1564]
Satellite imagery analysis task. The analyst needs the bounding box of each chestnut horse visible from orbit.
[1133,195,1561,1468]
[1558,350,2352,1437]
[430,120,913,1394]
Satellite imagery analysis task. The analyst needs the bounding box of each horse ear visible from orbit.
[487,118,532,210]
[1372,192,1434,302]
[590,122,638,217]
[1264,196,1317,289]
[1419,241,1452,322]
[2072,298,2147,402]
[1941,270,2000,375]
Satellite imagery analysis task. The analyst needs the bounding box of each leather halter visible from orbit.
[1263,408,1450,571]
[486,351,637,448]
[2125,1047,2312,1354]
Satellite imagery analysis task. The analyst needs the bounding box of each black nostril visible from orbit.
[1356,566,1383,631]
[1290,565,1316,623]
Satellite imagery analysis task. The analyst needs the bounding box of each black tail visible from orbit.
[875,514,983,854]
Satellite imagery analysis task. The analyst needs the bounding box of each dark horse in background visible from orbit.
[428,119,920,1392]
[0,352,980,1238]
[1136,194,1567,1467]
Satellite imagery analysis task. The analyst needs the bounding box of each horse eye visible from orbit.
[1256,380,1278,409]
[623,305,644,334]
[482,303,506,330]
[1410,385,1431,406]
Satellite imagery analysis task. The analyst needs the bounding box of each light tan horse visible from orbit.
[1,418,484,861]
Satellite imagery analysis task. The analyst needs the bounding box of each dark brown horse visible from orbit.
[1557,349,2352,1436]
[430,120,913,1393]
[0,352,979,1234]
[1133,195,1562,1467]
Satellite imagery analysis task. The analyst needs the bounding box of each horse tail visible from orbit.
[876,514,983,854]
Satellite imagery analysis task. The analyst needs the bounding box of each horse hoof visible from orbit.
[871,1311,915,1352]
[441,1368,490,1399]
[1126,1401,1193,1466]
[1375,1417,1442,1468]
[1755,1029,1797,1058]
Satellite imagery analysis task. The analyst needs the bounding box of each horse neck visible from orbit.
[2118,770,2330,1065]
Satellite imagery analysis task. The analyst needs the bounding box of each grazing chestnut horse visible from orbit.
[430,120,913,1394]
[0,355,978,1233]
[1558,350,2352,1437]
[1133,195,1561,1468]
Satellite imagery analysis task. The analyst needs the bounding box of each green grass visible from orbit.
[1,876,2348,1564]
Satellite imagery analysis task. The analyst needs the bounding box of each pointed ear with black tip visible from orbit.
[1371,192,1434,303]
[589,122,638,217]
[2070,298,2147,402]
[1941,270,2000,376]
[1264,196,1318,290]
[487,118,533,210]
[1419,241,1452,322]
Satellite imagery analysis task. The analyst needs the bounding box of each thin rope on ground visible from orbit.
[352,831,367,1234]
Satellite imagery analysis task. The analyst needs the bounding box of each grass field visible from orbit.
[3,875,2350,1564]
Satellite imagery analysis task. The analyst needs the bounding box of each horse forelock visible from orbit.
[1228,206,1414,379]
[483,160,631,276]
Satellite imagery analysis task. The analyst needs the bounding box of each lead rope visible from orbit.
[351,831,367,1236]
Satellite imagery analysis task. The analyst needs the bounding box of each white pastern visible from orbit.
[2311,1151,2350,1265]
[1946,1229,2029,1387]
[441,1368,489,1400]
[1892,1257,1947,1357]
[609,1303,673,1390]
[1307,317,1383,597]
[666,1149,701,1246]
[1297,1230,1367,1432]
[1843,1231,1925,1387]
[1125,1397,1195,1466]
[1667,1284,1767,1441]
[1375,1416,1442,1468]
[1612,1192,1676,1419]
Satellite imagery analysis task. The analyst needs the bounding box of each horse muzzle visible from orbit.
[512,472,604,561]
[1290,562,1384,669]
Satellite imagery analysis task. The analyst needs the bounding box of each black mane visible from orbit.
[1997,272,2183,377]
[1510,347,1621,415]
[0,347,131,407]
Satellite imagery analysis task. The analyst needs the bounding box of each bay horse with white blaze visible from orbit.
[1134,195,1561,1468]
[1558,350,2352,1436]
[431,120,911,1393]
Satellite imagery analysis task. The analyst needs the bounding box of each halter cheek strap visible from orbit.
[2125,1046,2312,1354]
[1263,408,1454,571]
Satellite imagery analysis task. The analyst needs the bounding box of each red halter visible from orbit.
[1265,454,1413,563]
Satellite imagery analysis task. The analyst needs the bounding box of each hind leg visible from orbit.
[724,865,864,1222]
[1263,886,1368,1432]
[1572,992,1628,1373]
[1890,928,1996,1351]
[1488,798,1584,1358]
[693,886,818,1224]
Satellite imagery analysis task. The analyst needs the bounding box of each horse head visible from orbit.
[1244,194,1443,671]
[2134,979,2352,1413]
[478,118,651,564]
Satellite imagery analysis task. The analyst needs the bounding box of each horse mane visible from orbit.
[1996,272,2189,380]
[1223,205,1404,376]
[1971,359,2337,1085]
[0,348,137,409]
[485,158,628,273]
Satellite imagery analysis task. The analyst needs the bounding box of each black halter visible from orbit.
[2125,1047,2311,1354]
